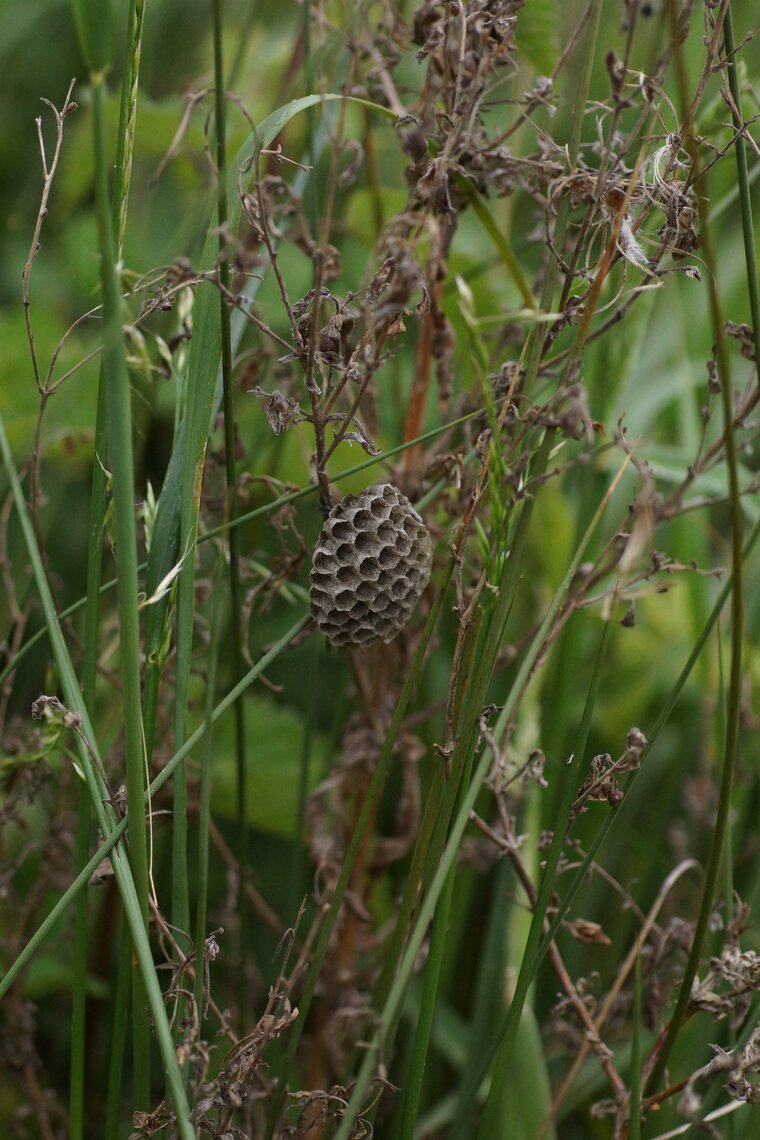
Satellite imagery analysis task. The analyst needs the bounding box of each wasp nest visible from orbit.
[309,483,433,648]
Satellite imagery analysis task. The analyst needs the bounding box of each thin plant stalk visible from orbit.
[333,454,631,1140]
[398,851,457,1139]
[629,950,643,1140]
[212,0,250,996]
[476,614,614,1137]
[68,780,91,1140]
[193,557,224,1032]
[104,921,132,1140]
[90,67,153,1107]
[73,0,147,1126]
[289,633,321,916]
[0,613,311,1003]
[644,201,744,1096]
[0,409,481,692]
[303,0,319,237]
[264,562,457,1139]
[723,3,760,372]
[0,414,195,1139]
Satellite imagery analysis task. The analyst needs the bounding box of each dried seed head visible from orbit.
[309,483,433,648]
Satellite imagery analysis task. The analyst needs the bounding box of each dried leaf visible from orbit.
[253,386,302,434]
[341,431,381,455]
[565,918,612,945]
[725,320,756,361]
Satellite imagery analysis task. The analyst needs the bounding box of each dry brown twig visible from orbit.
[22,78,78,536]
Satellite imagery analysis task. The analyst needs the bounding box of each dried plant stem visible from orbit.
[209,0,253,1017]
[644,118,745,1132]
[0,411,195,1137]
[265,560,458,1139]
[113,0,145,257]
[0,613,310,1006]
[22,79,77,395]
[538,859,701,1136]
[77,4,147,1128]
[723,3,760,372]
[23,80,77,538]
[672,0,730,178]
[304,65,358,509]
[7,3,760,1135]
[90,65,155,1109]
[567,145,649,367]
[402,207,458,471]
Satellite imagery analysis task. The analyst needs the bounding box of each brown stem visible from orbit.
[23,80,77,545]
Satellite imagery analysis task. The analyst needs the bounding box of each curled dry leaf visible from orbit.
[252,386,302,434]
[565,918,612,946]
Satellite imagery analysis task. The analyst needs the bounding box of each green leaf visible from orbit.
[144,93,392,665]
[209,695,327,840]
[515,0,558,77]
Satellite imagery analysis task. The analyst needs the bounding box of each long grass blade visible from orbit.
[723,4,760,373]
[476,612,615,1136]
[332,451,631,1140]
[90,65,154,1107]
[0,415,195,1138]
[0,613,310,1003]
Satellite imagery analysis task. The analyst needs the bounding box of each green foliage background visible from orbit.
[1,1,760,1138]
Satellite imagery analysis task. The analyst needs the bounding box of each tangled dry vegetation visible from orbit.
[2,1,760,1138]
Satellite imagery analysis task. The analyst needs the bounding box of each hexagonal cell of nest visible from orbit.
[309,483,433,648]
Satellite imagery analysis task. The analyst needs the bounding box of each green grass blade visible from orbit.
[645,221,745,1099]
[333,450,628,1140]
[0,613,310,1003]
[144,93,394,651]
[456,178,536,310]
[91,68,153,1106]
[73,2,147,1126]
[398,858,457,1138]
[629,949,643,1140]
[723,4,760,373]
[193,558,224,1036]
[104,922,131,1140]
[265,566,455,1138]
[0,416,195,1140]
[211,0,250,1001]
[476,614,615,1136]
